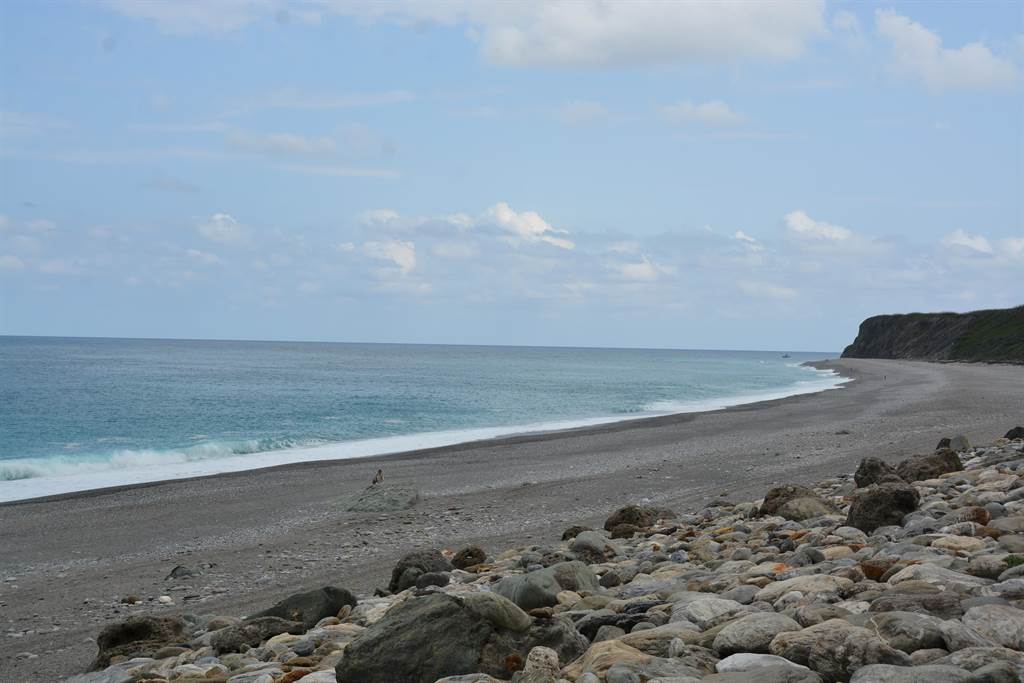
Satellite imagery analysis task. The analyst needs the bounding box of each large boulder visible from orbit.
[604,504,675,531]
[759,486,835,520]
[494,561,599,611]
[867,611,945,654]
[248,586,357,629]
[846,482,920,533]
[453,546,487,569]
[775,497,837,521]
[853,458,903,488]
[210,616,304,654]
[896,449,963,483]
[388,549,453,593]
[936,435,971,453]
[805,623,912,681]
[962,604,1024,649]
[570,531,619,563]
[759,485,818,516]
[343,482,420,512]
[335,592,582,683]
[91,615,189,670]
[712,613,802,655]
[1006,426,1024,440]
[849,664,973,682]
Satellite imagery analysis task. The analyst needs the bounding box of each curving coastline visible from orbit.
[2,358,1024,680]
[0,364,847,505]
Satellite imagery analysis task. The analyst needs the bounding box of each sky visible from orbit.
[0,0,1022,351]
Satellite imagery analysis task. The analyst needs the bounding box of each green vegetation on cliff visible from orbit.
[842,305,1024,362]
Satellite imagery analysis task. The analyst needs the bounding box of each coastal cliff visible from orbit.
[842,305,1024,362]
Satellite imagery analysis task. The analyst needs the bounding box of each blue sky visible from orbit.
[1,1,1021,350]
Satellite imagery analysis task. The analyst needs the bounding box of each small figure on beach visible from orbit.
[371,468,384,485]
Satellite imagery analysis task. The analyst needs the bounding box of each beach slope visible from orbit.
[2,358,1023,680]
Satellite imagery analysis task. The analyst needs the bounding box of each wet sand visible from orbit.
[2,358,1023,681]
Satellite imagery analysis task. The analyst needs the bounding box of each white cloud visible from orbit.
[186,248,223,265]
[609,256,670,281]
[360,209,402,227]
[226,131,337,157]
[732,230,764,251]
[737,280,796,300]
[463,1,825,67]
[941,229,993,254]
[660,100,745,126]
[197,213,248,245]
[336,242,356,252]
[485,202,574,250]
[832,10,861,35]
[106,1,827,68]
[557,101,610,125]
[1002,237,1024,255]
[783,210,852,241]
[104,0,276,35]
[606,241,640,254]
[433,242,478,259]
[276,163,399,179]
[364,239,416,274]
[0,254,25,271]
[876,10,1018,92]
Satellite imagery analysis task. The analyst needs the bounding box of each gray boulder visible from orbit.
[388,548,453,593]
[570,531,619,563]
[867,611,945,653]
[210,616,304,654]
[713,613,802,655]
[248,585,356,629]
[806,624,912,681]
[896,449,963,483]
[494,561,599,611]
[962,604,1024,649]
[849,664,972,682]
[604,504,675,531]
[853,458,903,488]
[846,482,920,533]
[91,615,189,670]
[759,486,820,517]
[453,546,487,569]
[335,592,583,683]
[704,664,822,682]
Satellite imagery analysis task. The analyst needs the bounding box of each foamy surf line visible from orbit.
[0,366,849,503]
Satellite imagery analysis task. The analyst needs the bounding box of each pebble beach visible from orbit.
[2,358,1024,681]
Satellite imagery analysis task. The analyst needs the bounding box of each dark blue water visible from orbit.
[0,337,843,500]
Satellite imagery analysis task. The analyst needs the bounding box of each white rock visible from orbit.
[716,653,812,673]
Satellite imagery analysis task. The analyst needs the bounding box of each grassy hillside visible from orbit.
[950,306,1024,361]
[842,305,1024,362]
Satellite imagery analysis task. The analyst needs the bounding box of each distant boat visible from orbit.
[782,353,791,358]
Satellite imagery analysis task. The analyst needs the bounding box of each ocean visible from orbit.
[0,337,846,502]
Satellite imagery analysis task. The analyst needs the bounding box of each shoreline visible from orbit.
[0,362,848,506]
[3,358,1024,681]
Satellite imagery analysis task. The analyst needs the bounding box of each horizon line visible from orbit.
[0,333,840,356]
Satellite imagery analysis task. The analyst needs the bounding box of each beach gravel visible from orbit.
[5,359,1024,681]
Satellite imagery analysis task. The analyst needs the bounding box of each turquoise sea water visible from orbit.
[0,337,845,501]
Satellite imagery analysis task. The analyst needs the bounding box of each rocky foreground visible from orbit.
[67,427,1024,683]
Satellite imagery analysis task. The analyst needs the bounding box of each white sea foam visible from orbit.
[0,366,849,503]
